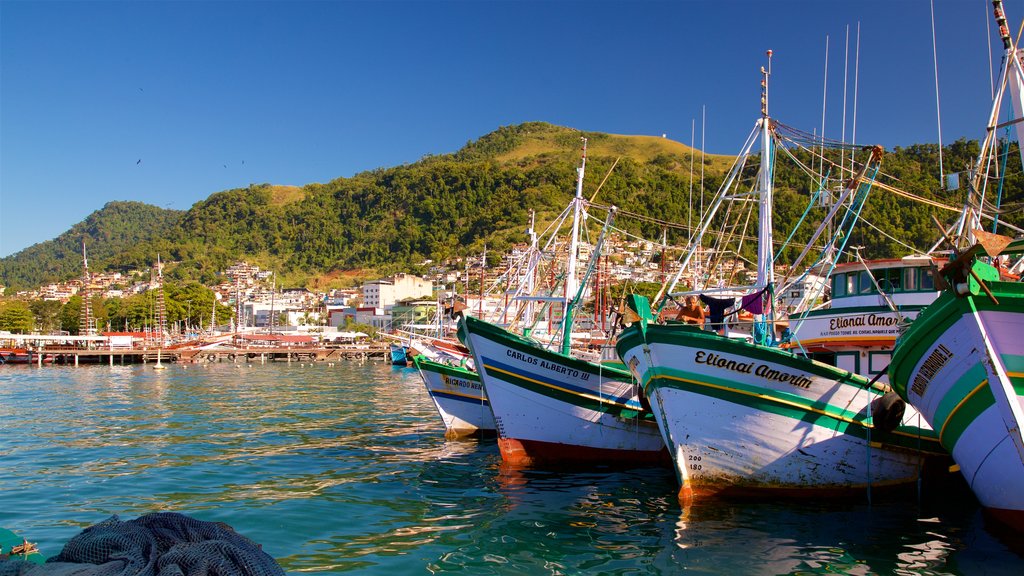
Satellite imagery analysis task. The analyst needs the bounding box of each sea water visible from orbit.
[1,361,1022,575]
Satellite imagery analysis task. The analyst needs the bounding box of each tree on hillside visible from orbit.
[30,299,63,333]
[0,302,34,333]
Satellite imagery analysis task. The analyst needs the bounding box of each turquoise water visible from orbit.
[2,361,1023,575]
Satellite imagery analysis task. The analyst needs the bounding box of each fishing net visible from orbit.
[0,513,284,576]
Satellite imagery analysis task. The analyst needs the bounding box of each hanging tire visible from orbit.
[872,392,905,433]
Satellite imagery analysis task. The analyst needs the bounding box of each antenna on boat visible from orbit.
[841,25,849,172]
[820,35,829,190]
[852,22,860,175]
[761,49,772,118]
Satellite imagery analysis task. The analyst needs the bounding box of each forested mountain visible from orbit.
[0,201,183,289]
[1,122,1020,292]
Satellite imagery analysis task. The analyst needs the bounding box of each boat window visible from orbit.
[885,268,902,292]
[859,270,876,294]
[921,267,936,291]
[903,267,917,291]
[871,269,891,292]
[833,273,847,298]
[869,351,891,375]
[846,273,857,295]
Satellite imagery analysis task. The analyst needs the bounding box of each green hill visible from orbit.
[0,201,183,290]
[0,122,1020,292]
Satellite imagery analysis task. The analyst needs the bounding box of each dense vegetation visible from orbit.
[1,122,1020,295]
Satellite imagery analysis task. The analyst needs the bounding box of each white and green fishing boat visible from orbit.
[412,353,495,438]
[616,53,944,501]
[888,1,1024,531]
[459,139,666,468]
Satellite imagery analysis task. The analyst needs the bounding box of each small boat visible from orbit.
[888,1,1024,531]
[0,348,32,364]
[389,343,410,366]
[0,527,44,565]
[412,353,495,438]
[0,348,52,365]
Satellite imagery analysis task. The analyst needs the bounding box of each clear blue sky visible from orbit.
[0,0,1015,257]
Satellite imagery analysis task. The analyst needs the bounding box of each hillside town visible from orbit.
[0,232,823,346]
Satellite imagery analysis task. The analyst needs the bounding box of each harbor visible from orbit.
[2,343,389,366]
[3,1,1024,573]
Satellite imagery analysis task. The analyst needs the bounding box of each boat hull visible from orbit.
[389,344,410,366]
[412,354,495,437]
[889,280,1024,530]
[617,316,941,499]
[459,315,666,467]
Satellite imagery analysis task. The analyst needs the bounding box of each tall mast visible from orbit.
[756,50,776,291]
[155,254,167,343]
[561,137,587,354]
[954,0,1021,247]
[78,238,95,336]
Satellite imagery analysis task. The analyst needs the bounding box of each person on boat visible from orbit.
[675,295,706,328]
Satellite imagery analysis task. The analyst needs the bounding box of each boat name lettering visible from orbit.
[753,364,813,389]
[539,359,581,379]
[506,349,539,365]
[695,351,812,389]
[442,374,482,390]
[695,351,754,374]
[910,344,954,397]
[828,314,900,331]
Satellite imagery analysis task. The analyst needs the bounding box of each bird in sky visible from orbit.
[136,159,142,165]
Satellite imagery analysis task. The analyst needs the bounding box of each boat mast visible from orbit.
[955,0,1021,248]
[561,137,587,355]
[756,50,776,293]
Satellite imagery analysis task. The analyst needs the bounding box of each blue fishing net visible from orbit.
[0,513,284,576]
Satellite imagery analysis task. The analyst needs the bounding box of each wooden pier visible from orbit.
[23,344,391,366]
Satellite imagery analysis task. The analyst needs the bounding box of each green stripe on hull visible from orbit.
[484,362,647,419]
[412,355,478,381]
[936,372,1024,452]
[890,280,1024,399]
[464,315,630,379]
[621,322,879,392]
[647,367,869,430]
[646,368,942,453]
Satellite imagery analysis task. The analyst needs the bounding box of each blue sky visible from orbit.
[0,0,1016,257]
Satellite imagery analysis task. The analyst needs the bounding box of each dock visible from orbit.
[14,344,391,366]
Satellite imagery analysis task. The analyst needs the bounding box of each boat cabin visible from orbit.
[789,256,943,381]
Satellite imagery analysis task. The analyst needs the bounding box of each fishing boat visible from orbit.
[616,53,943,501]
[786,256,944,380]
[888,1,1024,531]
[0,348,33,364]
[389,343,410,366]
[0,527,44,565]
[459,139,667,467]
[412,354,494,438]
[0,348,52,365]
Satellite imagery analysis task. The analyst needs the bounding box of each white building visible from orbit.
[362,273,432,309]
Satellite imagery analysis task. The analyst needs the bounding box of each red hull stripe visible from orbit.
[498,438,669,467]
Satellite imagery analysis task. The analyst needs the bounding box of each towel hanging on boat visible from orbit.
[739,284,771,315]
[699,295,735,328]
